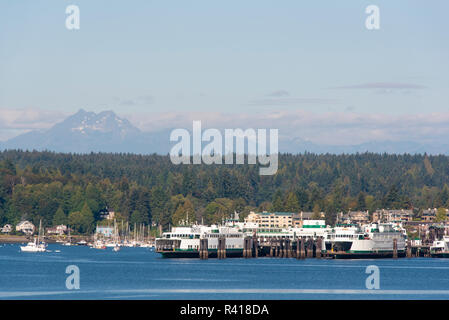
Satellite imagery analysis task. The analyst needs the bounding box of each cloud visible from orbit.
[125,110,449,146]
[247,97,338,106]
[0,108,68,141]
[330,82,427,90]
[3,107,449,149]
[266,90,290,97]
[112,95,154,107]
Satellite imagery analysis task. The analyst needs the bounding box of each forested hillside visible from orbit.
[1,150,449,233]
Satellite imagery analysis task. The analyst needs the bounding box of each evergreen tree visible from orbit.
[272,190,284,212]
[284,192,299,212]
[53,206,67,226]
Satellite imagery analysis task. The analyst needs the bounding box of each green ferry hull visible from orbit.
[330,250,406,259]
[159,249,244,258]
[430,252,449,258]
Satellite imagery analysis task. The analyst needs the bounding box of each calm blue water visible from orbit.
[1,243,449,300]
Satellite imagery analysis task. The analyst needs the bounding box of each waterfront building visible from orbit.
[373,209,413,223]
[1,224,12,233]
[422,208,437,222]
[422,208,449,222]
[244,211,325,228]
[46,225,67,235]
[100,209,115,220]
[15,220,35,235]
[338,211,370,225]
[245,211,293,228]
[96,226,114,237]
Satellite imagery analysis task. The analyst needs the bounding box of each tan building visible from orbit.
[245,211,326,228]
[339,211,370,225]
[245,212,293,228]
[373,209,413,223]
[16,220,35,235]
[292,212,325,227]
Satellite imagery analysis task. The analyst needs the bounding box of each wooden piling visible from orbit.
[286,239,292,258]
[249,237,253,258]
[281,239,286,258]
[243,237,253,258]
[200,238,208,260]
[307,238,313,258]
[316,237,322,259]
[296,238,300,259]
[218,236,226,259]
[243,237,247,258]
[406,240,412,258]
[393,238,398,259]
[301,237,306,259]
[269,239,274,257]
[253,236,259,258]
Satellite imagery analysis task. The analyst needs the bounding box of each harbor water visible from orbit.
[1,243,449,300]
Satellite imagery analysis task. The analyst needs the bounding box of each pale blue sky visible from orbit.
[0,1,448,142]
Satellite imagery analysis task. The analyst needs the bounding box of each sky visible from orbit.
[0,1,448,145]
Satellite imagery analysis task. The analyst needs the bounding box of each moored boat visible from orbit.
[20,220,46,253]
[325,223,406,258]
[430,236,449,258]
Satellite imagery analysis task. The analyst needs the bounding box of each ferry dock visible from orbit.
[159,235,413,260]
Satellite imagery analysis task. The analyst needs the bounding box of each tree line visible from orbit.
[1,150,449,233]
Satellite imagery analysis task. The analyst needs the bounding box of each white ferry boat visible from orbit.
[156,224,244,258]
[325,223,406,258]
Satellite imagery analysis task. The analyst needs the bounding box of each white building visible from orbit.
[1,224,12,233]
[16,220,35,235]
[46,225,67,235]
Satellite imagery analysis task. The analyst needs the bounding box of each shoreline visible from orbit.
[0,235,92,244]
[0,235,29,243]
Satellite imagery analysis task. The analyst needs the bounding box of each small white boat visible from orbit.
[63,227,72,246]
[92,240,106,249]
[20,238,46,252]
[20,220,46,253]
[77,240,88,246]
[113,245,120,252]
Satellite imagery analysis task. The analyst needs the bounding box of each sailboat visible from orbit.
[92,224,106,249]
[112,220,121,252]
[63,226,72,246]
[20,220,47,252]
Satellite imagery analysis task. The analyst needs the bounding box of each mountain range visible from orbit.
[0,109,447,155]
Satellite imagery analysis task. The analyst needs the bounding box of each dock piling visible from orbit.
[200,238,209,260]
[316,237,322,259]
[406,240,412,258]
[393,238,398,259]
[307,238,313,258]
[300,237,305,259]
[218,236,226,259]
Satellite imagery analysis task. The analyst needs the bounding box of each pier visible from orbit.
[156,233,436,259]
[191,234,428,260]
